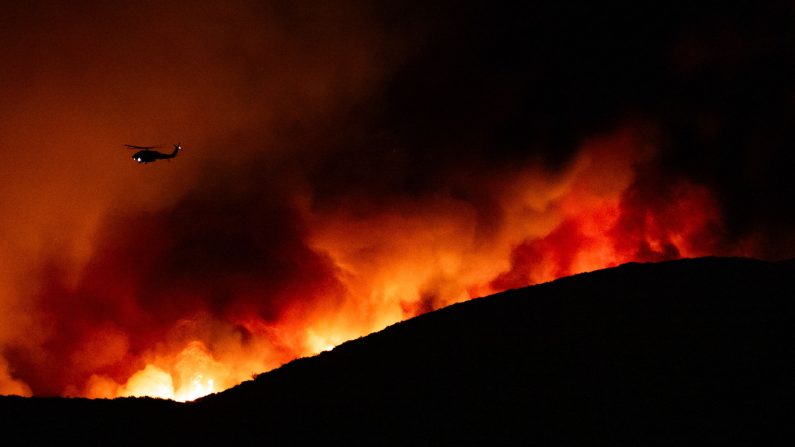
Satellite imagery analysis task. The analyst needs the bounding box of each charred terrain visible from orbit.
[2,257,794,445]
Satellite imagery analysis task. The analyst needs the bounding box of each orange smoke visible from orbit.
[0,121,734,400]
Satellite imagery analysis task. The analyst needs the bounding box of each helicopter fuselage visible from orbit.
[133,150,169,164]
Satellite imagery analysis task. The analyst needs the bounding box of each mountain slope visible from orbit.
[2,257,794,445]
[189,256,795,445]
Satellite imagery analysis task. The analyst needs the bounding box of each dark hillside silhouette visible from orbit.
[2,257,794,445]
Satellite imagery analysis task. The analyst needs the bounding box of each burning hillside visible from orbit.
[2,257,794,445]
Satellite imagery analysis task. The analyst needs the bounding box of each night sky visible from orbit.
[1,1,793,398]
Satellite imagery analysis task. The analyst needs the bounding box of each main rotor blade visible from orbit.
[124,144,162,150]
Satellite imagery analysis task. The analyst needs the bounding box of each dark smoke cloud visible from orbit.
[309,0,795,256]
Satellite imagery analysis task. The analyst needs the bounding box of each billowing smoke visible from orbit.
[1,1,793,397]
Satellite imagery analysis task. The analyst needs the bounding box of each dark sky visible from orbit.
[1,0,793,398]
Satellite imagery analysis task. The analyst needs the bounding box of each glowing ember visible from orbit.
[86,341,224,402]
[120,364,174,400]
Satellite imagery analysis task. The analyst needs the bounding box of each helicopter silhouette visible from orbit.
[124,143,182,164]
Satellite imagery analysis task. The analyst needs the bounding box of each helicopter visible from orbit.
[124,143,182,164]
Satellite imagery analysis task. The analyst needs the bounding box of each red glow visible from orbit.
[3,2,791,402]
[0,123,738,400]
